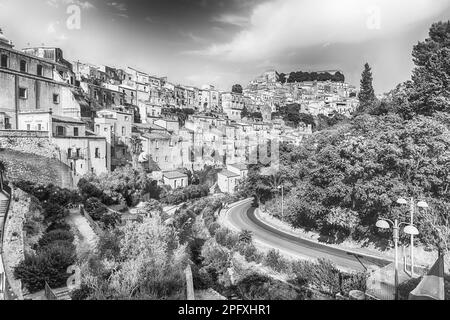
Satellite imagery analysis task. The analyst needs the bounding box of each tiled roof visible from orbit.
[163,170,188,179]
[52,115,85,125]
[228,163,248,171]
[218,170,240,178]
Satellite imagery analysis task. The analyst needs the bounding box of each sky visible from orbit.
[0,0,450,93]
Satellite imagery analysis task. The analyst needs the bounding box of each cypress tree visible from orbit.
[358,63,376,112]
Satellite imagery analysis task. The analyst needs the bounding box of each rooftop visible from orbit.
[218,170,240,178]
[52,115,85,125]
[163,170,188,180]
[228,163,248,171]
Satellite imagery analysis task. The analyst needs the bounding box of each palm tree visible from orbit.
[239,230,253,244]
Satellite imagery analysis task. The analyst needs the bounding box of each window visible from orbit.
[53,94,60,104]
[56,126,65,136]
[95,148,100,158]
[20,60,27,72]
[1,54,8,68]
[181,179,184,188]
[76,148,81,158]
[122,127,126,136]
[174,180,177,189]
[68,149,72,158]
[122,149,126,156]
[19,87,28,99]
[74,127,79,136]
[27,124,30,131]
[37,124,42,131]
[37,65,43,76]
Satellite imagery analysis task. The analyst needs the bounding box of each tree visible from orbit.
[232,84,243,94]
[410,21,450,115]
[358,63,376,112]
[128,135,143,169]
[78,216,188,300]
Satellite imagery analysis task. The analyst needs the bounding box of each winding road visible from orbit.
[225,200,391,272]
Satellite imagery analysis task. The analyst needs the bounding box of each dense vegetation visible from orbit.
[278,71,345,84]
[241,21,450,252]
[12,183,78,293]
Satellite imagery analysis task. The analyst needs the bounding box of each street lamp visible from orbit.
[376,218,419,300]
[396,197,428,276]
[278,185,284,222]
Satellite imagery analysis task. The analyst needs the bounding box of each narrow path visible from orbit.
[66,209,98,255]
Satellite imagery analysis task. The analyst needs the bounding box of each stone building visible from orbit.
[0,30,81,129]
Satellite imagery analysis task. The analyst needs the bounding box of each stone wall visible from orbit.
[2,188,31,299]
[0,131,60,159]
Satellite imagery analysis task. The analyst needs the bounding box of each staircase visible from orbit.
[53,287,72,301]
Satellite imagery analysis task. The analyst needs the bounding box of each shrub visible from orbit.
[237,243,264,264]
[70,284,93,301]
[291,259,341,295]
[192,265,214,290]
[99,211,122,229]
[238,230,253,244]
[23,220,40,236]
[84,198,108,220]
[97,229,123,260]
[38,230,74,248]
[207,222,221,237]
[235,273,311,300]
[14,242,76,293]
[46,221,71,233]
[215,228,239,250]
[42,202,69,224]
[264,250,291,273]
[340,272,368,297]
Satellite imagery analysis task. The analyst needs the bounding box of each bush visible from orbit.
[264,250,291,273]
[192,265,214,290]
[23,220,40,237]
[42,202,69,224]
[84,198,108,220]
[215,228,239,250]
[237,243,264,264]
[291,259,341,295]
[38,230,74,248]
[340,272,368,297]
[235,273,311,300]
[70,284,93,301]
[46,221,71,233]
[14,242,76,293]
[99,211,122,229]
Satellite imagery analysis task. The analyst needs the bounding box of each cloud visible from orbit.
[211,14,250,27]
[194,0,450,61]
[107,1,127,11]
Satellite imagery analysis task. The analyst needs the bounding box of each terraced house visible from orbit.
[0,30,82,129]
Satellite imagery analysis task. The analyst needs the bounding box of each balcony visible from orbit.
[68,153,85,160]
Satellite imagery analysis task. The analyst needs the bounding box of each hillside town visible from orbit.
[0,29,358,191]
[1,7,449,305]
